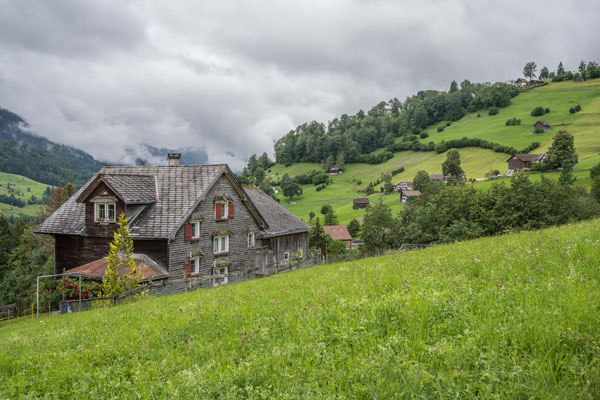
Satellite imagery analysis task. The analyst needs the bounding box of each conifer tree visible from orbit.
[102,214,141,296]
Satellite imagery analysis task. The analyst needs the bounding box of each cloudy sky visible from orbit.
[0,0,598,169]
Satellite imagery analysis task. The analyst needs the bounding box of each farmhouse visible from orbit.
[534,120,551,132]
[35,154,311,294]
[353,197,370,209]
[429,174,445,182]
[515,78,528,87]
[506,153,547,176]
[322,225,352,248]
[394,181,413,192]
[329,168,343,175]
[401,190,421,203]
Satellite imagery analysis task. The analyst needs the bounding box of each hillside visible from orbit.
[0,171,52,219]
[0,108,104,187]
[266,78,600,224]
[1,219,599,398]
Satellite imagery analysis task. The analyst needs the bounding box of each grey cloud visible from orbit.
[0,0,599,171]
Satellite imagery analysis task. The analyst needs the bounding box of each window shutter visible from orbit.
[228,202,234,219]
[184,260,192,277]
[184,223,192,240]
[215,203,222,220]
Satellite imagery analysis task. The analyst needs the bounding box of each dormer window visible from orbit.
[95,202,115,223]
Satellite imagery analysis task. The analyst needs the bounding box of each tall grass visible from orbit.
[1,219,600,398]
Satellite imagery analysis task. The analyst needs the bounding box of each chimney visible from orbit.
[167,153,181,167]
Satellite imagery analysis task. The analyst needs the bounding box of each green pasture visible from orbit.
[0,172,51,218]
[1,219,600,398]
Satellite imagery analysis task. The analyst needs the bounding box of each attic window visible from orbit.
[95,202,115,223]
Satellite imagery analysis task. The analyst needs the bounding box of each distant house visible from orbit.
[575,75,585,83]
[329,168,343,176]
[353,198,370,209]
[515,78,528,87]
[506,153,547,175]
[429,174,445,182]
[534,120,551,132]
[394,181,413,192]
[401,190,421,203]
[323,225,353,248]
[530,80,543,85]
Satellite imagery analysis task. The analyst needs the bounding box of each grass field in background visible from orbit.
[1,219,599,398]
[0,172,51,218]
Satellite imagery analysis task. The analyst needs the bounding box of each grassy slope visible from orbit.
[0,171,51,218]
[1,219,599,398]
[266,79,600,225]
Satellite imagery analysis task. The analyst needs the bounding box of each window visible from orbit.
[213,265,228,286]
[191,221,200,239]
[95,202,115,223]
[215,202,228,220]
[284,252,290,262]
[191,257,200,275]
[247,232,255,247]
[213,235,229,254]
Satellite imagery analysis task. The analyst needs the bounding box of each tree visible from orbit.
[591,177,600,203]
[257,152,274,170]
[361,201,399,253]
[449,80,459,93]
[103,214,141,296]
[545,130,578,169]
[558,162,576,186]
[382,173,394,194]
[579,60,586,74]
[253,167,265,185]
[413,170,430,192]
[523,62,537,81]
[442,150,464,179]
[320,204,332,215]
[557,61,565,76]
[45,182,75,217]
[308,211,315,222]
[589,162,600,180]
[539,66,550,80]
[308,217,329,255]
[347,219,361,237]
[258,180,274,197]
[281,174,302,201]
[324,209,339,225]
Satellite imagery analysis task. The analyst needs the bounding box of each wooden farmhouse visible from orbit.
[506,153,547,176]
[515,78,528,87]
[353,197,370,209]
[35,155,311,294]
[329,168,343,176]
[429,174,445,182]
[394,181,413,192]
[401,190,421,203]
[322,225,352,248]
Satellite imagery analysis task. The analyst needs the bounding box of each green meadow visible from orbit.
[0,172,51,218]
[264,79,600,225]
[1,218,599,398]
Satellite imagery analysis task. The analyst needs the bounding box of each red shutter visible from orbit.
[228,202,234,219]
[184,260,192,277]
[184,223,192,240]
[215,203,222,220]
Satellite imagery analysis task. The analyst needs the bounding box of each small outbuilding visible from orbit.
[534,120,551,132]
[353,198,370,209]
[323,225,353,248]
[515,78,528,87]
[329,168,343,175]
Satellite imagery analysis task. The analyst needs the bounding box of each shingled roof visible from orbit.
[244,187,311,238]
[35,164,263,239]
[507,153,546,162]
[65,253,169,281]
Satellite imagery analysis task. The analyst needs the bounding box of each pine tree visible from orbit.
[324,209,339,225]
[102,214,141,296]
[557,61,565,76]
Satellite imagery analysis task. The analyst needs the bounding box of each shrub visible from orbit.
[445,121,451,127]
[320,205,332,215]
[420,132,429,139]
[531,106,545,116]
[488,107,499,115]
[569,108,576,114]
[477,113,481,117]
[437,126,445,132]
[505,117,521,126]
[575,104,581,112]
[544,108,550,114]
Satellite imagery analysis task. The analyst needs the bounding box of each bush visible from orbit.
[477,113,481,117]
[575,105,581,112]
[505,117,521,126]
[320,205,332,215]
[445,121,451,127]
[569,108,576,114]
[488,107,499,115]
[552,74,565,82]
[544,108,550,114]
[437,126,445,132]
[531,106,545,116]
[420,132,428,139]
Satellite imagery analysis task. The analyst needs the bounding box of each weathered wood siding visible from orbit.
[84,182,125,238]
[168,174,260,288]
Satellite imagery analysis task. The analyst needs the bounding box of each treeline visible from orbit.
[359,175,600,252]
[392,136,540,155]
[273,81,520,167]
